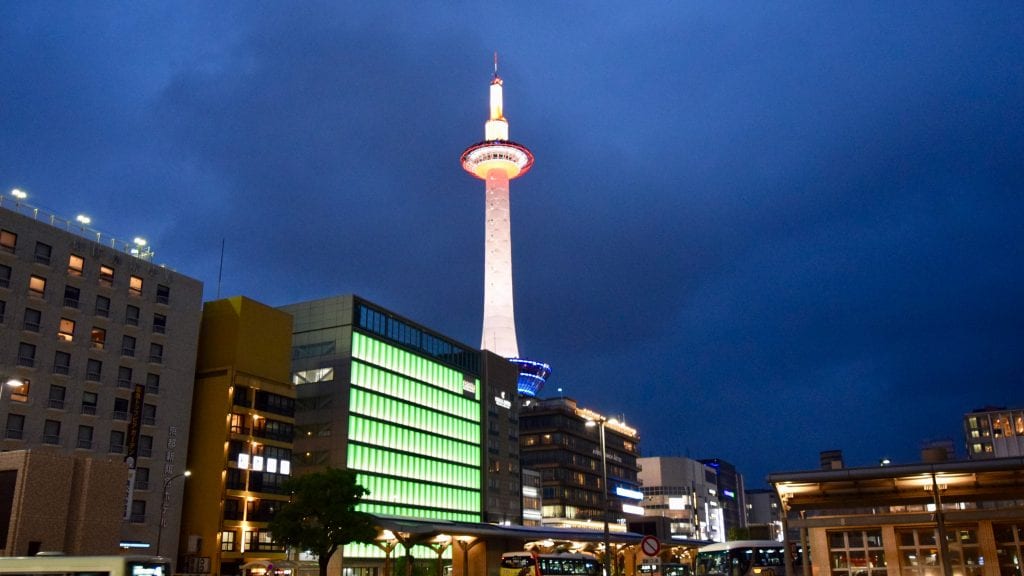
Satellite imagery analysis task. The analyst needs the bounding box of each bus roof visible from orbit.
[698,541,785,552]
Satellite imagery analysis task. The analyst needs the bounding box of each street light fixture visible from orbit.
[157,470,191,558]
[76,214,91,226]
[10,189,27,201]
[586,417,615,576]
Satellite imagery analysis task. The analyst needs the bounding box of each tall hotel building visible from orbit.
[279,295,520,558]
[180,297,296,576]
[0,196,202,555]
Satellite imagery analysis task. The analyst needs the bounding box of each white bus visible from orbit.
[500,551,602,576]
[0,555,171,576]
[695,541,790,576]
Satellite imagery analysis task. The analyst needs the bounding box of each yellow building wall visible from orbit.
[181,296,294,574]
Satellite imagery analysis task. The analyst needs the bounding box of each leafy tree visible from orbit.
[269,467,378,576]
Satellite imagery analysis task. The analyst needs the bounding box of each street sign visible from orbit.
[640,535,661,557]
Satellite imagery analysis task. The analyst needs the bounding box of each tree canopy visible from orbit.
[269,467,378,576]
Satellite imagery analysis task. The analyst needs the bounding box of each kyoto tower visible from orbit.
[461,57,551,397]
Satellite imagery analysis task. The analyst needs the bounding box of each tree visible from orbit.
[269,467,378,576]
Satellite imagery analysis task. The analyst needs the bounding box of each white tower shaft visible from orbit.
[482,167,519,358]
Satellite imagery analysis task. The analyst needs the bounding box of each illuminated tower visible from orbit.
[461,57,550,397]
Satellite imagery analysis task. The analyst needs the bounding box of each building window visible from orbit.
[86,358,102,381]
[22,308,41,332]
[68,254,84,276]
[139,434,153,458]
[145,373,160,395]
[118,366,133,389]
[125,305,140,327]
[53,351,71,375]
[43,419,61,445]
[0,264,11,288]
[220,530,236,552]
[152,313,166,334]
[135,467,150,490]
[5,413,25,440]
[149,343,163,364]
[113,397,129,421]
[129,499,146,523]
[155,284,170,305]
[48,385,66,410]
[76,425,94,449]
[8,380,29,403]
[58,318,75,342]
[129,275,143,296]
[109,429,125,453]
[94,295,110,317]
[63,285,80,308]
[0,230,16,253]
[28,275,46,298]
[122,335,137,357]
[90,327,106,349]
[0,299,5,323]
[898,528,980,576]
[82,391,98,415]
[99,266,114,287]
[34,242,52,265]
[142,403,156,426]
[17,342,36,367]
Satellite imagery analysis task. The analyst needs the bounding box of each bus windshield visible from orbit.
[695,541,788,576]
[500,552,600,576]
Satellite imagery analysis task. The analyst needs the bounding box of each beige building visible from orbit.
[0,197,203,555]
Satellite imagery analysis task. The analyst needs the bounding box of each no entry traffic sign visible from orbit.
[640,535,661,557]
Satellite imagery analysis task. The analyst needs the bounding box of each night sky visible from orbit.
[3,3,1022,487]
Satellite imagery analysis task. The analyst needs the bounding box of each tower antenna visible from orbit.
[493,52,499,77]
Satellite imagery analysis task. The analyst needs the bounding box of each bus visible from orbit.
[500,551,601,576]
[694,541,790,576]
[0,555,171,576]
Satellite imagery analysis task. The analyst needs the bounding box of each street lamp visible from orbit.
[157,470,191,558]
[586,417,614,576]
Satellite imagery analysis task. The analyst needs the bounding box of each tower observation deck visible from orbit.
[461,57,550,397]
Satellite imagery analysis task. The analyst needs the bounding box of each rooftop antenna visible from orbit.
[493,51,499,78]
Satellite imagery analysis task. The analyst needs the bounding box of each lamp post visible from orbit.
[586,417,612,576]
[157,470,191,558]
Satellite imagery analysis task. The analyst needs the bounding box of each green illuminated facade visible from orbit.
[280,295,521,535]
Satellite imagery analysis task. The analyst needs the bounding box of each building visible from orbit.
[180,297,296,576]
[636,456,722,543]
[0,196,203,555]
[964,406,1024,459]
[278,295,520,566]
[460,59,550,398]
[697,459,747,538]
[770,456,1024,576]
[519,396,641,531]
[743,488,783,540]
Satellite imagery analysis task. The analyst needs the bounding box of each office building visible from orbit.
[743,488,783,541]
[697,459,747,538]
[636,456,723,543]
[180,297,296,576]
[0,196,203,555]
[964,406,1024,459]
[519,396,641,530]
[279,295,520,561]
[460,59,551,398]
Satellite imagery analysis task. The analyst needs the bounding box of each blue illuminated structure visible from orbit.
[509,358,551,397]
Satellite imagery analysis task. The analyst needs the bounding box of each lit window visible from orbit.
[99,265,114,287]
[28,275,46,298]
[129,275,143,296]
[220,530,236,552]
[68,254,84,276]
[9,379,30,402]
[0,230,16,253]
[90,327,106,349]
[58,318,76,342]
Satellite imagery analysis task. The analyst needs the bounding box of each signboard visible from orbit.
[640,535,661,558]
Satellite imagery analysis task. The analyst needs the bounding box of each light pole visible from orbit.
[586,417,612,576]
[157,470,191,558]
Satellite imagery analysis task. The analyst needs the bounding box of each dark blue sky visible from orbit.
[3,2,1022,487]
